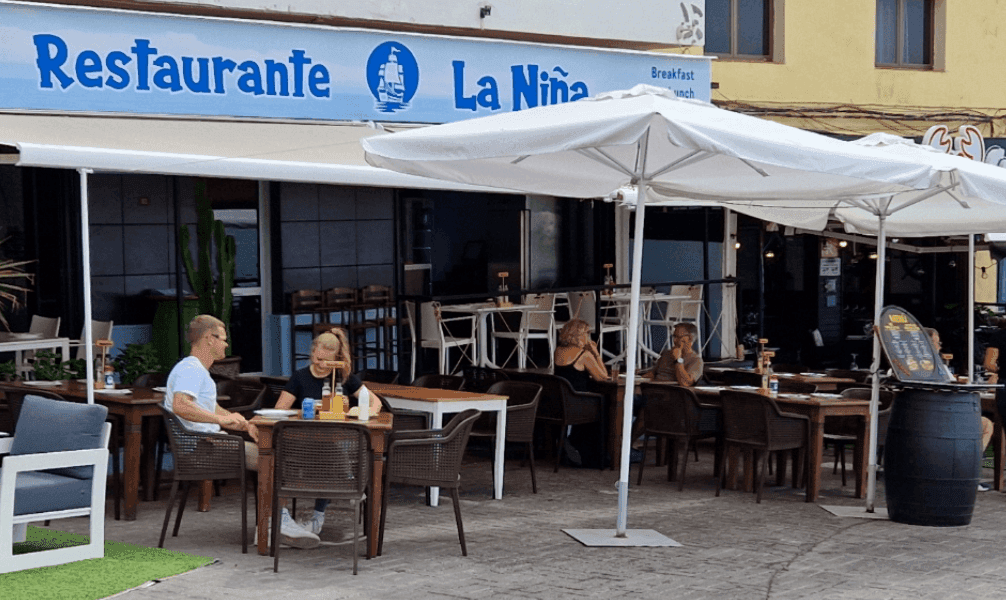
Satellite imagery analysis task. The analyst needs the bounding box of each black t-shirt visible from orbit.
[283,367,363,409]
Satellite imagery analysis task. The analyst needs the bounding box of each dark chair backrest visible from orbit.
[501,371,566,422]
[841,386,894,410]
[720,390,770,446]
[216,378,267,417]
[273,420,370,497]
[158,405,246,480]
[132,372,168,388]
[259,376,290,409]
[378,394,431,432]
[772,363,807,374]
[707,369,762,387]
[460,367,509,393]
[776,379,817,394]
[826,369,872,383]
[638,383,704,437]
[484,381,542,442]
[412,374,465,390]
[360,369,400,385]
[387,409,481,489]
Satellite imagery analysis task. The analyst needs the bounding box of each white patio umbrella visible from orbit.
[642,131,1006,511]
[362,85,956,542]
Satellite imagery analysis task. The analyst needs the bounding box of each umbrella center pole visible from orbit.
[866,212,887,513]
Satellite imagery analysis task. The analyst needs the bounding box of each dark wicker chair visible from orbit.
[825,387,895,485]
[704,369,762,387]
[504,371,607,471]
[360,369,400,384]
[776,379,818,394]
[378,393,431,433]
[717,390,810,503]
[379,409,481,557]
[259,376,290,409]
[636,383,722,490]
[132,372,168,388]
[469,381,543,493]
[271,421,371,574]
[825,369,872,383]
[771,363,807,374]
[157,406,248,553]
[412,373,465,390]
[216,378,267,418]
[458,366,509,393]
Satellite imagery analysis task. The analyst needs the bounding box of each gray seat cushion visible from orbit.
[7,470,93,515]
[9,396,108,479]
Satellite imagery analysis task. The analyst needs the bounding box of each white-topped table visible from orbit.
[440,302,536,368]
[368,382,508,506]
[0,333,71,373]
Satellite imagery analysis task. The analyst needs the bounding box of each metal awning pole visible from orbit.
[866,211,887,512]
[78,168,94,405]
[969,234,975,382]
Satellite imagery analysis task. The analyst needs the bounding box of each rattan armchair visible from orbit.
[469,381,543,493]
[271,421,371,574]
[216,378,268,418]
[157,406,248,553]
[717,390,810,503]
[378,409,481,557]
[360,368,401,384]
[636,383,722,490]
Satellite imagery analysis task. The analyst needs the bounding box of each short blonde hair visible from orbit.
[558,319,591,348]
[313,327,353,374]
[186,314,225,344]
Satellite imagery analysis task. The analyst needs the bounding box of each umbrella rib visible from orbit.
[645,150,708,180]
[575,147,635,178]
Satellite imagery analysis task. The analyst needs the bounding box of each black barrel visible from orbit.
[885,387,982,526]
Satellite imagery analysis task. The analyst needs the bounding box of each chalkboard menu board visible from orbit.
[878,305,953,384]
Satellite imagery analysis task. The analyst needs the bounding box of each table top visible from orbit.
[367,382,507,403]
[440,302,536,314]
[1,380,165,405]
[691,385,870,407]
[251,411,393,431]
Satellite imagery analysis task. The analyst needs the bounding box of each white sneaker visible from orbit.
[297,511,325,536]
[280,509,320,549]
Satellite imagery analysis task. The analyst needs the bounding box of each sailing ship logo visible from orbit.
[366,42,419,113]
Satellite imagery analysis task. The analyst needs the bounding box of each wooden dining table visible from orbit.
[251,412,393,557]
[693,386,872,502]
[1,380,164,520]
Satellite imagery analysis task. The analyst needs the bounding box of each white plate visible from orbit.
[694,386,725,392]
[812,393,844,399]
[800,372,826,377]
[97,388,132,395]
[729,385,758,390]
[153,386,167,393]
[254,409,298,420]
[23,380,61,387]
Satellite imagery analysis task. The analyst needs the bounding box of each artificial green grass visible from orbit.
[2,526,214,600]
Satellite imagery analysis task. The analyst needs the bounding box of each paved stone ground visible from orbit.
[44,442,1006,600]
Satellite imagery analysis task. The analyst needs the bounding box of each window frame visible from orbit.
[875,0,934,69]
[705,0,775,62]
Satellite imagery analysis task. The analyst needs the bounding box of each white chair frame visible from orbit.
[69,319,114,361]
[17,315,61,378]
[419,301,477,375]
[0,422,111,574]
[491,293,556,369]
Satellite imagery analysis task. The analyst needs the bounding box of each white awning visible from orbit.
[0,113,511,192]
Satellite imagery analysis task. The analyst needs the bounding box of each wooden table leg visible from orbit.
[806,410,825,502]
[141,416,159,501]
[122,410,143,521]
[612,385,624,470]
[370,454,384,558]
[198,480,213,512]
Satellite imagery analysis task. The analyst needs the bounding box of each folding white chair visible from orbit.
[418,302,477,375]
[70,320,114,360]
[491,293,556,368]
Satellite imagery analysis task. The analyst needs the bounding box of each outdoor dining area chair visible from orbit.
[379,409,481,557]
[412,373,465,390]
[157,406,249,554]
[272,421,371,574]
[717,390,810,503]
[636,383,722,490]
[0,396,111,574]
[468,381,543,493]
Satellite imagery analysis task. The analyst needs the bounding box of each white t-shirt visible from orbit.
[165,356,219,433]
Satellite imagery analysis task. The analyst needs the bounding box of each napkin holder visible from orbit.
[318,360,348,420]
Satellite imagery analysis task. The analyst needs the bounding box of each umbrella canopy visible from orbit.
[362,85,959,535]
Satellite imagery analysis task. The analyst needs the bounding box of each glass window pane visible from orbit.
[214,208,260,287]
[737,0,769,56]
[876,0,898,64]
[902,0,931,64]
[705,0,731,54]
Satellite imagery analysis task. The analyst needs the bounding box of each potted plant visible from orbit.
[112,343,165,386]
[29,350,88,381]
[179,181,240,376]
[0,238,34,331]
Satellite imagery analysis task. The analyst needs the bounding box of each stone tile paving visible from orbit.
[37,448,1006,600]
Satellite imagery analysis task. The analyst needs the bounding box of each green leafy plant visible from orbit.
[28,351,89,381]
[0,238,35,331]
[112,343,164,386]
[61,357,88,381]
[179,181,236,353]
[0,360,18,381]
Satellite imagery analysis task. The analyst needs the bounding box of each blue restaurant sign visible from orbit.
[0,1,712,123]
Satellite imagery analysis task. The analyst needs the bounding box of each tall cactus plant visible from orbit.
[179,181,236,351]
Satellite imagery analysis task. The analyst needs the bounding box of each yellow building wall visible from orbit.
[673,1,1006,137]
